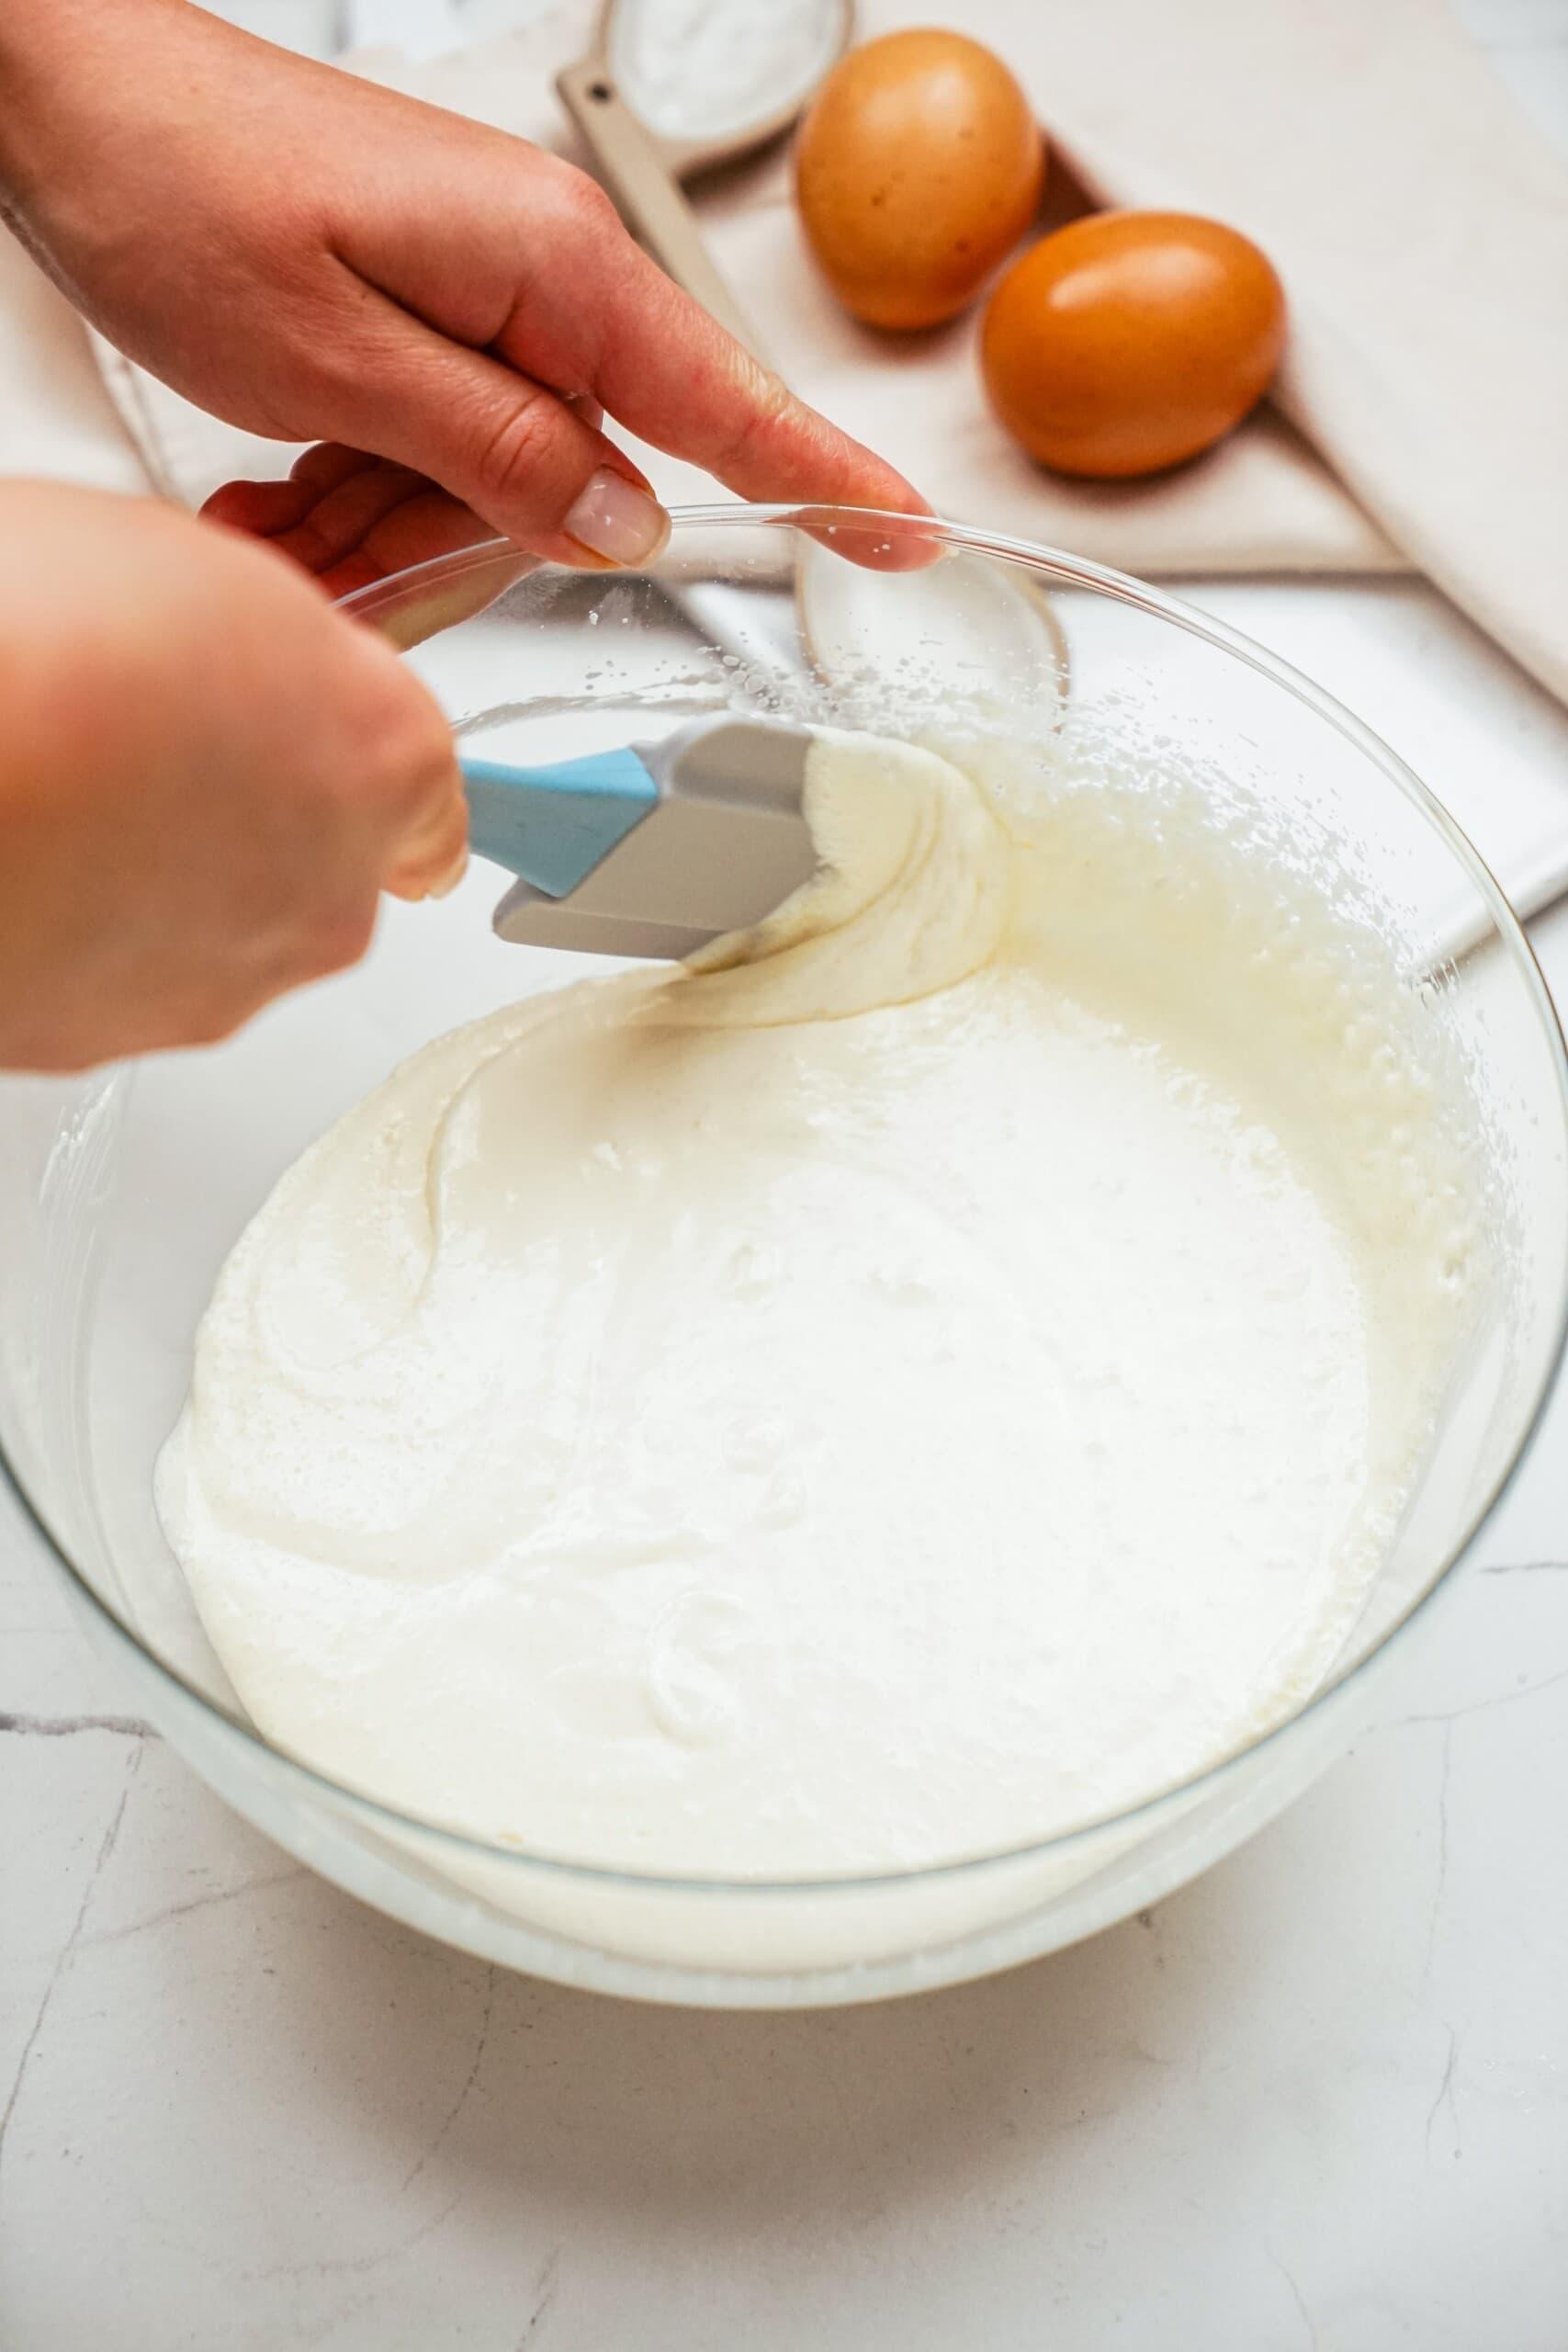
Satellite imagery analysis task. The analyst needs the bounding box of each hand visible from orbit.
[0,0,929,585]
[0,483,465,1070]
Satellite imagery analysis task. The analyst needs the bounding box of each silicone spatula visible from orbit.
[462,714,820,961]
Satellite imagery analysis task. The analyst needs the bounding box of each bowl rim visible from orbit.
[6,501,1567,1897]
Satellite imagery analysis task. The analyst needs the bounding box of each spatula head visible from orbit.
[491,716,820,960]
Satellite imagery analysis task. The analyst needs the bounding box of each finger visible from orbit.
[344,154,930,567]
[345,544,540,650]
[324,294,671,570]
[581,278,922,514]
[370,727,468,901]
[202,447,379,543]
[204,450,502,598]
[317,549,389,599]
[342,481,500,579]
[269,458,429,573]
[321,607,469,894]
[216,456,430,577]
[384,793,469,899]
[201,477,314,537]
[493,226,937,569]
[291,443,380,496]
[359,164,929,526]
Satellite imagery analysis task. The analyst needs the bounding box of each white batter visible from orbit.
[156,726,1478,1877]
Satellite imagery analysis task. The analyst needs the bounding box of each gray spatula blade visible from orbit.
[491,715,820,960]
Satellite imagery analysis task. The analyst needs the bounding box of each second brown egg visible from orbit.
[795,30,1046,331]
[980,211,1287,478]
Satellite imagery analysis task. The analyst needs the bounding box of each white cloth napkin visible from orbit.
[20,0,1568,700]
[0,231,148,494]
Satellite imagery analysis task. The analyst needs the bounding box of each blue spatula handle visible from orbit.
[459,748,658,899]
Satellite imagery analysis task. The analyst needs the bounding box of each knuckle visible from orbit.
[305,899,378,980]
[185,1001,249,1050]
[716,361,798,473]
[542,159,621,241]
[374,684,453,787]
[387,808,468,899]
[406,694,459,787]
[571,177,622,242]
[470,387,563,511]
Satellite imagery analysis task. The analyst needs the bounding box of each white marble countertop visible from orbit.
[6,3,1568,2346]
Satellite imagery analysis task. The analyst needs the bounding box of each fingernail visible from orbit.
[429,849,468,899]
[563,469,670,567]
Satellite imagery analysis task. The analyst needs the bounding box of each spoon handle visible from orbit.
[557,57,763,356]
[459,749,657,898]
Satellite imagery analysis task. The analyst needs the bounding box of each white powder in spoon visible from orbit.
[609,0,845,141]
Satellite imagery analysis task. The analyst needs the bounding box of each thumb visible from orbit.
[328,310,671,570]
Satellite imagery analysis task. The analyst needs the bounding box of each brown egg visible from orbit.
[980,211,1287,477]
[795,31,1045,331]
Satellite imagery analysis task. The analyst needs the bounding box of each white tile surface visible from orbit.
[5,2,1568,2346]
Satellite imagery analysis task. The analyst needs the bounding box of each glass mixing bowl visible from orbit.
[4,506,1565,2008]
